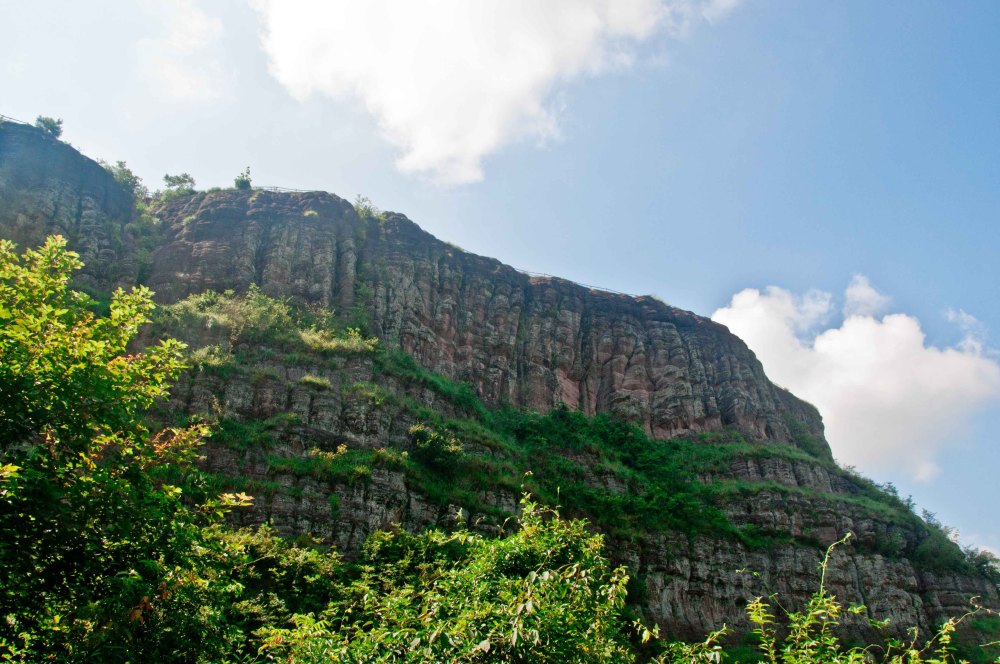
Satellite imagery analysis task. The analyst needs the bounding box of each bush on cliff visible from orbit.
[235,166,252,190]
[34,115,62,138]
[258,497,635,662]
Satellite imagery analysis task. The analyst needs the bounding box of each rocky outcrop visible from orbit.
[145,190,826,450]
[0,120,823,449]
[157,335,998,642]
[0,121,136,290]
[632,533,993,641]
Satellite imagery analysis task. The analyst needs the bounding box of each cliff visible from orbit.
[1,120,996,645]
[146,188,826,447]
[0,121,137,291]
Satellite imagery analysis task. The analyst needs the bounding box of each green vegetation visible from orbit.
[34,115,62,138]
[258,496,636,662]
[657,535,1000,664]
[375,348,488,418]
[234,166,252,190]
[269,445,375,485]
[298,373,332,390]
[210,413,299,451]
[353,194,383,220]
[783,413,834,462]
[409,422,464,471]
[0,236,229,658]
[152,285,379,363]
[99,159,149,200]
[160,172,196,201]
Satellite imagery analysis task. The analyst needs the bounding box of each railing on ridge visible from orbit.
[0,113,31,125]
[252,185,316,194]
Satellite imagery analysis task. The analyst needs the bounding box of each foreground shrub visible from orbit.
[653,534,1000,664]
[258,496,633,663]
[0,236,236,658]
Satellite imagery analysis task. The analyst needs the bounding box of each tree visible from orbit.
[100,159,148,200]
[353,194,382,220]
[34,116,63,138]
[0,236,237,659]
[160,172,197,202]
[163,172,196,192]
[234,166,252,190]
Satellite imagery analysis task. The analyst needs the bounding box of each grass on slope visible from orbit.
[152,288,990,580]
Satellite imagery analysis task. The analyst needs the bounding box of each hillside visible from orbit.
[1,118,997,649]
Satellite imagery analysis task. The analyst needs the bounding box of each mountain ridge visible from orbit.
[145,186,827,448]
[1,118,996,646]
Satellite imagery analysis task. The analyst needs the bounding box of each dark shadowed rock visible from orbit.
[0,121,136,290]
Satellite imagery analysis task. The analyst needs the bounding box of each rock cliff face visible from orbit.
[0,122,136,291]
[162,350,996,641]
[1,121,996,643]
[146,189,825,447]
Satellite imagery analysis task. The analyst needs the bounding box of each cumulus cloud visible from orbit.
[843,274,891,318]
[250,0,738,183]
[137,0,226,102]
[712,278,1000,481]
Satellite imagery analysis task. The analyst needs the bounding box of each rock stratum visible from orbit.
[1,120,996,644]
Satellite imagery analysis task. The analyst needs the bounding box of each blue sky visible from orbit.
[2,1,997,551]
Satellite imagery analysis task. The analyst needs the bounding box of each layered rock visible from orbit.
[146,189,825,448]
[166,355,998,640]
[0,121,136,290]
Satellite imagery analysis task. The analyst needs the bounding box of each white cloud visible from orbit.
[701,0,742,24]
[137,0,226,103]
[712,277,1000,481]
[249,0,739,183]
[945,307,992,354]
[843,274,890,318]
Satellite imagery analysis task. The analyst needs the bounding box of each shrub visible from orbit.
[163,172,195,192]
[34,115,62,138]
[653,534,1000,663]
[409,422,464,471]
[257,496,634,663]
[234,166,252,190]
[375,349,485,417]
[209,414,297,450]
[300,326,378,355]
[373,446,409,469]
[160,172,196,201]
[353,194,382,220]
[0,236,249,658]
[99,159,148,200]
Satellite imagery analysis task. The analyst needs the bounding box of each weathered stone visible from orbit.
[0,122,136,290]
[142,190,826,452]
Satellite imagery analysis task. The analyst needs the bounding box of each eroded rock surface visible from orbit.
[0,122,136,290]
[147,190,825,449]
